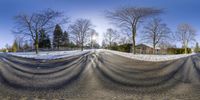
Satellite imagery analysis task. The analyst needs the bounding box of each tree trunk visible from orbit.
[35,32,39,54]
[132,38,136,54]
[184,47,187,54]
[132,27,136,54]
[109,42,112,49]
[153,44,155,54]
[35,44,39,54]
[81,43,83,51]
[81,39,84,51]
[184,41,188,54]
[153,33,156,54]
[91,40,93,49]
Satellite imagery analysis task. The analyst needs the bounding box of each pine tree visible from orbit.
[62,31,69,47]
[69,42,76,48]
[39,29,51,48]
[12,40,18,52]
[53,24,63,49]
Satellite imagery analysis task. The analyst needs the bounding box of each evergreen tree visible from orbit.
[39,29,51,48]
[12,40,18,52]
[69,42,76,48]
[62,31,70,47]
[53,24,63,49]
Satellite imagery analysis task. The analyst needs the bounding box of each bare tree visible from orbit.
[13,9,67,54]
[105,7,162,53]
[174,23,196,54]
[69,19,93,51]
[195,42,199,53]
[118,36,128,45]
[141,18,171,54]
[103,28,119,48]
[118,33,132,45]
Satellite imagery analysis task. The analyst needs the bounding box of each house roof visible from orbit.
[136,43,161,49]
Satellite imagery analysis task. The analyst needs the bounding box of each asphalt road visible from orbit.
[0,51,200,100]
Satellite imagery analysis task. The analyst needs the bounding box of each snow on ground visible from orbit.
[8,50,90,60]
[6,49,194,61]
[98,49,194,62]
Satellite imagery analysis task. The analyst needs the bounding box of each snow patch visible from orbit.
[98,49,194,62]
[8,50,90,60]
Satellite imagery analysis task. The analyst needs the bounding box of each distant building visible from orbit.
[136,43,160,54]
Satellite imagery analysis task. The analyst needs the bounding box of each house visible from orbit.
[136,43,160,54]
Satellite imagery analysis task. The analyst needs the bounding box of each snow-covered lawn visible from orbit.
[8,50,90,60]
[6,49,194,61]
[98,49,194,62]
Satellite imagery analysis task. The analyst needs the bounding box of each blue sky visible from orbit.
[0,0,200,48]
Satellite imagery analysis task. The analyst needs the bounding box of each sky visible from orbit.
[0,0,200,48]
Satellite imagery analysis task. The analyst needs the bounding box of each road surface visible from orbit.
[0,51,200,100]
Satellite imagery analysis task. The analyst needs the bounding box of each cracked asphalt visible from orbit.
[0,51,200,100]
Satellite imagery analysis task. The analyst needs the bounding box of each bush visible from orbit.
[117,44,131,52]
[167,48,191,54]
[109,44,192,54]
[109,44,131,53]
